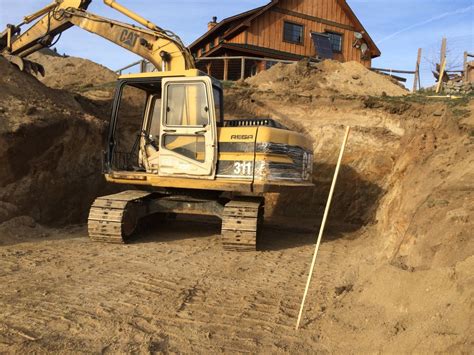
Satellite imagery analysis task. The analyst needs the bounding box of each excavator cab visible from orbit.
[105,71,221,180]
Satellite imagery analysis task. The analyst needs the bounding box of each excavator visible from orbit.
[0,0,314,251]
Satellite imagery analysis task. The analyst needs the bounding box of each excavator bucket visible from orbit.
[1,54,45,76]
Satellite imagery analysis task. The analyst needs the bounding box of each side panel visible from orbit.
[216,126,313,183]
[254,127,314,182]
[216,127,258,179]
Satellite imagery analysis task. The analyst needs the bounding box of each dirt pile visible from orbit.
[225,80,473,350]
[28,51,117,100]
[0,57,110,225]
[246,60,408,97]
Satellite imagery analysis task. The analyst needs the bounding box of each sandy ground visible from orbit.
[1,217,471,353]
[0,220,357,353]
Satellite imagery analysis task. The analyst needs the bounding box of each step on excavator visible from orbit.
[0,0,314,251]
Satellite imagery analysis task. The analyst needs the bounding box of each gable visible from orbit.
[275,0,379,56]
[244,0,379,57]
[278,0,354,28]
[189,0,380,60]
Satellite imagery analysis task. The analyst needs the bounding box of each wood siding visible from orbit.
[228,0,371,66]
[193,0,375,67]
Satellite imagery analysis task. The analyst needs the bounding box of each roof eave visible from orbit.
[336,0,381,57]
[189,6,265,49]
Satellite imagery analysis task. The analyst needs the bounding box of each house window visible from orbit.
[325,31,343,52]
[283,21,304,44]
[201,46,207,55]
[209,41,214,50]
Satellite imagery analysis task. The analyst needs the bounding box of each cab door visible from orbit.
[158,77,217,178]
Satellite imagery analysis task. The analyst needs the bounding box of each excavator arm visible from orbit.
[0,0,195,74]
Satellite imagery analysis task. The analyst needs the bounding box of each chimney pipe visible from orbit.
[208,16,218,31]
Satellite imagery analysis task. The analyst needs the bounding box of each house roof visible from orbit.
[190,0,381,58]
[189,5,266,49]
[335,0,381,57]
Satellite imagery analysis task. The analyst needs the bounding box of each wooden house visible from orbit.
[189,0,381,80]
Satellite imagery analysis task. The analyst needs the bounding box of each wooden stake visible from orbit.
[413,48,422,92]
[464,51,468,82]
[295,126,351,331]
[440,38,447,67]
[436,59,447,94]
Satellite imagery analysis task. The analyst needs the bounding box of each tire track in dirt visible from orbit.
[0,224,353,353]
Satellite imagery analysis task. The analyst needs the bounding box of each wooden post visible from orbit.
[140,60,147,73]
[240,57,246,80]
[464,51,468,82]
[440,37,447,66]
[436,60,447,94]
[206,62,212,76]
[413,48,422,92]
[295,127,351,331]
[436,38,447,94]
[223,57,229,81]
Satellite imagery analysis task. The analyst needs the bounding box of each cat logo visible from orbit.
[119,30,139,47]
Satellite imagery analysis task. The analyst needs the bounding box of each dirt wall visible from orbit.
[0,58,110,225]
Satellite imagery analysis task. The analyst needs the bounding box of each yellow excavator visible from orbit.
[0,0,314,251]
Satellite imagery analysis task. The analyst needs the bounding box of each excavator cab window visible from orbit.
[165,82,209,126]
[110,83,148,171]
[109,80,161,172]
[148,95,162,140]
[213,86,224,126]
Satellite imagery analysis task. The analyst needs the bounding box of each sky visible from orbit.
[1,0,473,89]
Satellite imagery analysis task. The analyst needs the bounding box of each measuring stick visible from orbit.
[295,126,351,330]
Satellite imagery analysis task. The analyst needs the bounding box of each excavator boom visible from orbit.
[0,0,194,74]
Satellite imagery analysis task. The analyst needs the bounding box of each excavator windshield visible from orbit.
[166,82,209,126]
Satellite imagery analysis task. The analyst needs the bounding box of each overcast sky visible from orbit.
[1,0,473,89]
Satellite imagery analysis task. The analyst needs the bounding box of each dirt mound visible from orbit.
[0,57,110,225]
[0,216,51,246]
[246,60,408,97]
[28,52,117,100]
[225,78,473,350]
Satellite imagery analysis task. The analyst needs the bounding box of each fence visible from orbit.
[116,56,297,80]
[464,52,474,82]
[115,54,422,90]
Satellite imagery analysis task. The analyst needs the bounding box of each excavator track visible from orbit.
[221,198,264,252]
[88,190,152,244]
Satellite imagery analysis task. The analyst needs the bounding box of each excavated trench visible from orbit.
[0,55,472,352]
